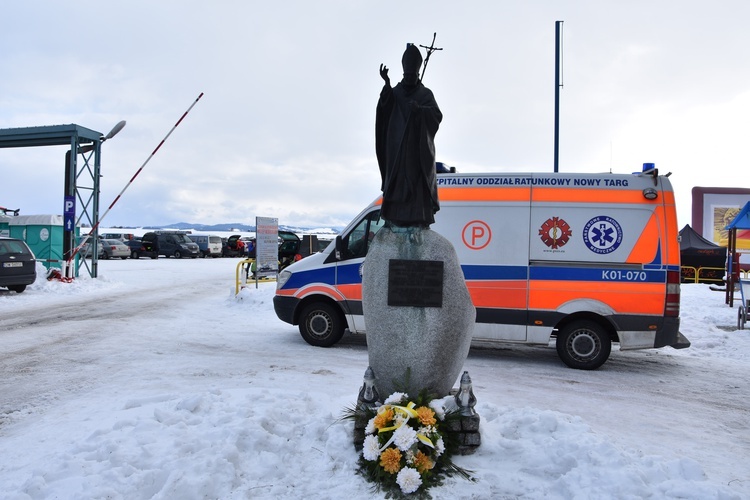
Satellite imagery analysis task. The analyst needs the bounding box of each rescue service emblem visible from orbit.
[583,215,623,254]
[539,217,572,249]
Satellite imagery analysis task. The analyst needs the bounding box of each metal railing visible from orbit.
[235,258,276,295]
[681,266,750,284]
[680,266,726,284]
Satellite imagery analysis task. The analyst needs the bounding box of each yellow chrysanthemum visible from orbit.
[413,451,434,474]
[380,447,402,474]
[415,406,436,426]
[373,407,394,430]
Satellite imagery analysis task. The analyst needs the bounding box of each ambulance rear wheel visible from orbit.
[556,320,611,370]
[299,302,345,347]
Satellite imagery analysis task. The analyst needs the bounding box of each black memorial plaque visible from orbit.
[388,259,444,307]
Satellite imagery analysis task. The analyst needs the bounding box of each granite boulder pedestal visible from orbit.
[361,225,475,398]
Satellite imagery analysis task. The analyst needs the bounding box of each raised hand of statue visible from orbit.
[379,64,390,86]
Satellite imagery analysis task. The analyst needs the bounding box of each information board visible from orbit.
[255,216,279,277]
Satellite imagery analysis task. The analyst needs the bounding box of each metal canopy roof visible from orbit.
[0,124,102,148]
[0,123,105,279]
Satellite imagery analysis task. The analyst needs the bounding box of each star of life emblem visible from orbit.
[583,215,623,254]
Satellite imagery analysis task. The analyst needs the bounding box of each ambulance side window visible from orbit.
[343,210,384,260]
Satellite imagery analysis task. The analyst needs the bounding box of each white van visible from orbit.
[100,232,135,242]
[190,235,223,258]
[273,169,690,369]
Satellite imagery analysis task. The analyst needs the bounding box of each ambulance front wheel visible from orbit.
[299,302,345,347]
[556,320,612,370]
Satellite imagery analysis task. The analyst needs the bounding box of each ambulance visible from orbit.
[273,168,690,369]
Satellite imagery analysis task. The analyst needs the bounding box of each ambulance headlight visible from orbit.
[277,270,291,289]
[642,187,658,200]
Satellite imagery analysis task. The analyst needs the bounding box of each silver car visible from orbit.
[99,239,130,260]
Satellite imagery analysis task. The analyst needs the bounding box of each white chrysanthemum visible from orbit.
[428,399,446,420]
[362,434,381,461]
[435,436,445,456]
[384,392,407,405]
[393,423,418,451]
[364,417,376,434]
[396,467,422,494]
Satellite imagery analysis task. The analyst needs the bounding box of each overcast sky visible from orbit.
[1,1,749,229]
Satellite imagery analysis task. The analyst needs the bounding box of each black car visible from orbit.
[124,239,158,259]
[278,231,301,270]
[0,237,36,293]
[222,234,245,257]
[141,231,200,259]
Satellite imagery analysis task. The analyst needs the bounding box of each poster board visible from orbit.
[255,216,279,277]
[691,187,750,250]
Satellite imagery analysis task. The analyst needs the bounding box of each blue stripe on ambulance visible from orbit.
[529,266,666,283]
[460,265,668,283]
[336,262,363,285]
[280,262,364,291]
[282,266,336,290]
[462,265,527,280]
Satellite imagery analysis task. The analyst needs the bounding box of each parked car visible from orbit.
[191,235,223,258]
[222,235,245,257]
[0,237,36,293]
[99,239,130,260]
[124,238,158,259]
[78,239,92,258]
[99,232,135,242]
[278,231,302,270]
[76,236,98,258]
[142,231,200,259]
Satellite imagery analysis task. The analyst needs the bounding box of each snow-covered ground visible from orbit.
[0,258,748,499]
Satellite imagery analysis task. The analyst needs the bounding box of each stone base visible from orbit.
[362,226,475,398]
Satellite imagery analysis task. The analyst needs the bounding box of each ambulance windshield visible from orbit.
[344,210,385,259]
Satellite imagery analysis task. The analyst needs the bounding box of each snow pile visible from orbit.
[6,393,732,499]
[0,259,747,499]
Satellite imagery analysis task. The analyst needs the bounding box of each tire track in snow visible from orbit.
[0,274,228,429]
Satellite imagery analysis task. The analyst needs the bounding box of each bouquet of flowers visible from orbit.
[348,391,472,497]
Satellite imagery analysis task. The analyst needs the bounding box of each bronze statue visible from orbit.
[376,43,442,227]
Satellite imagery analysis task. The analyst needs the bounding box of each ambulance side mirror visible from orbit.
[335,235,344,260]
